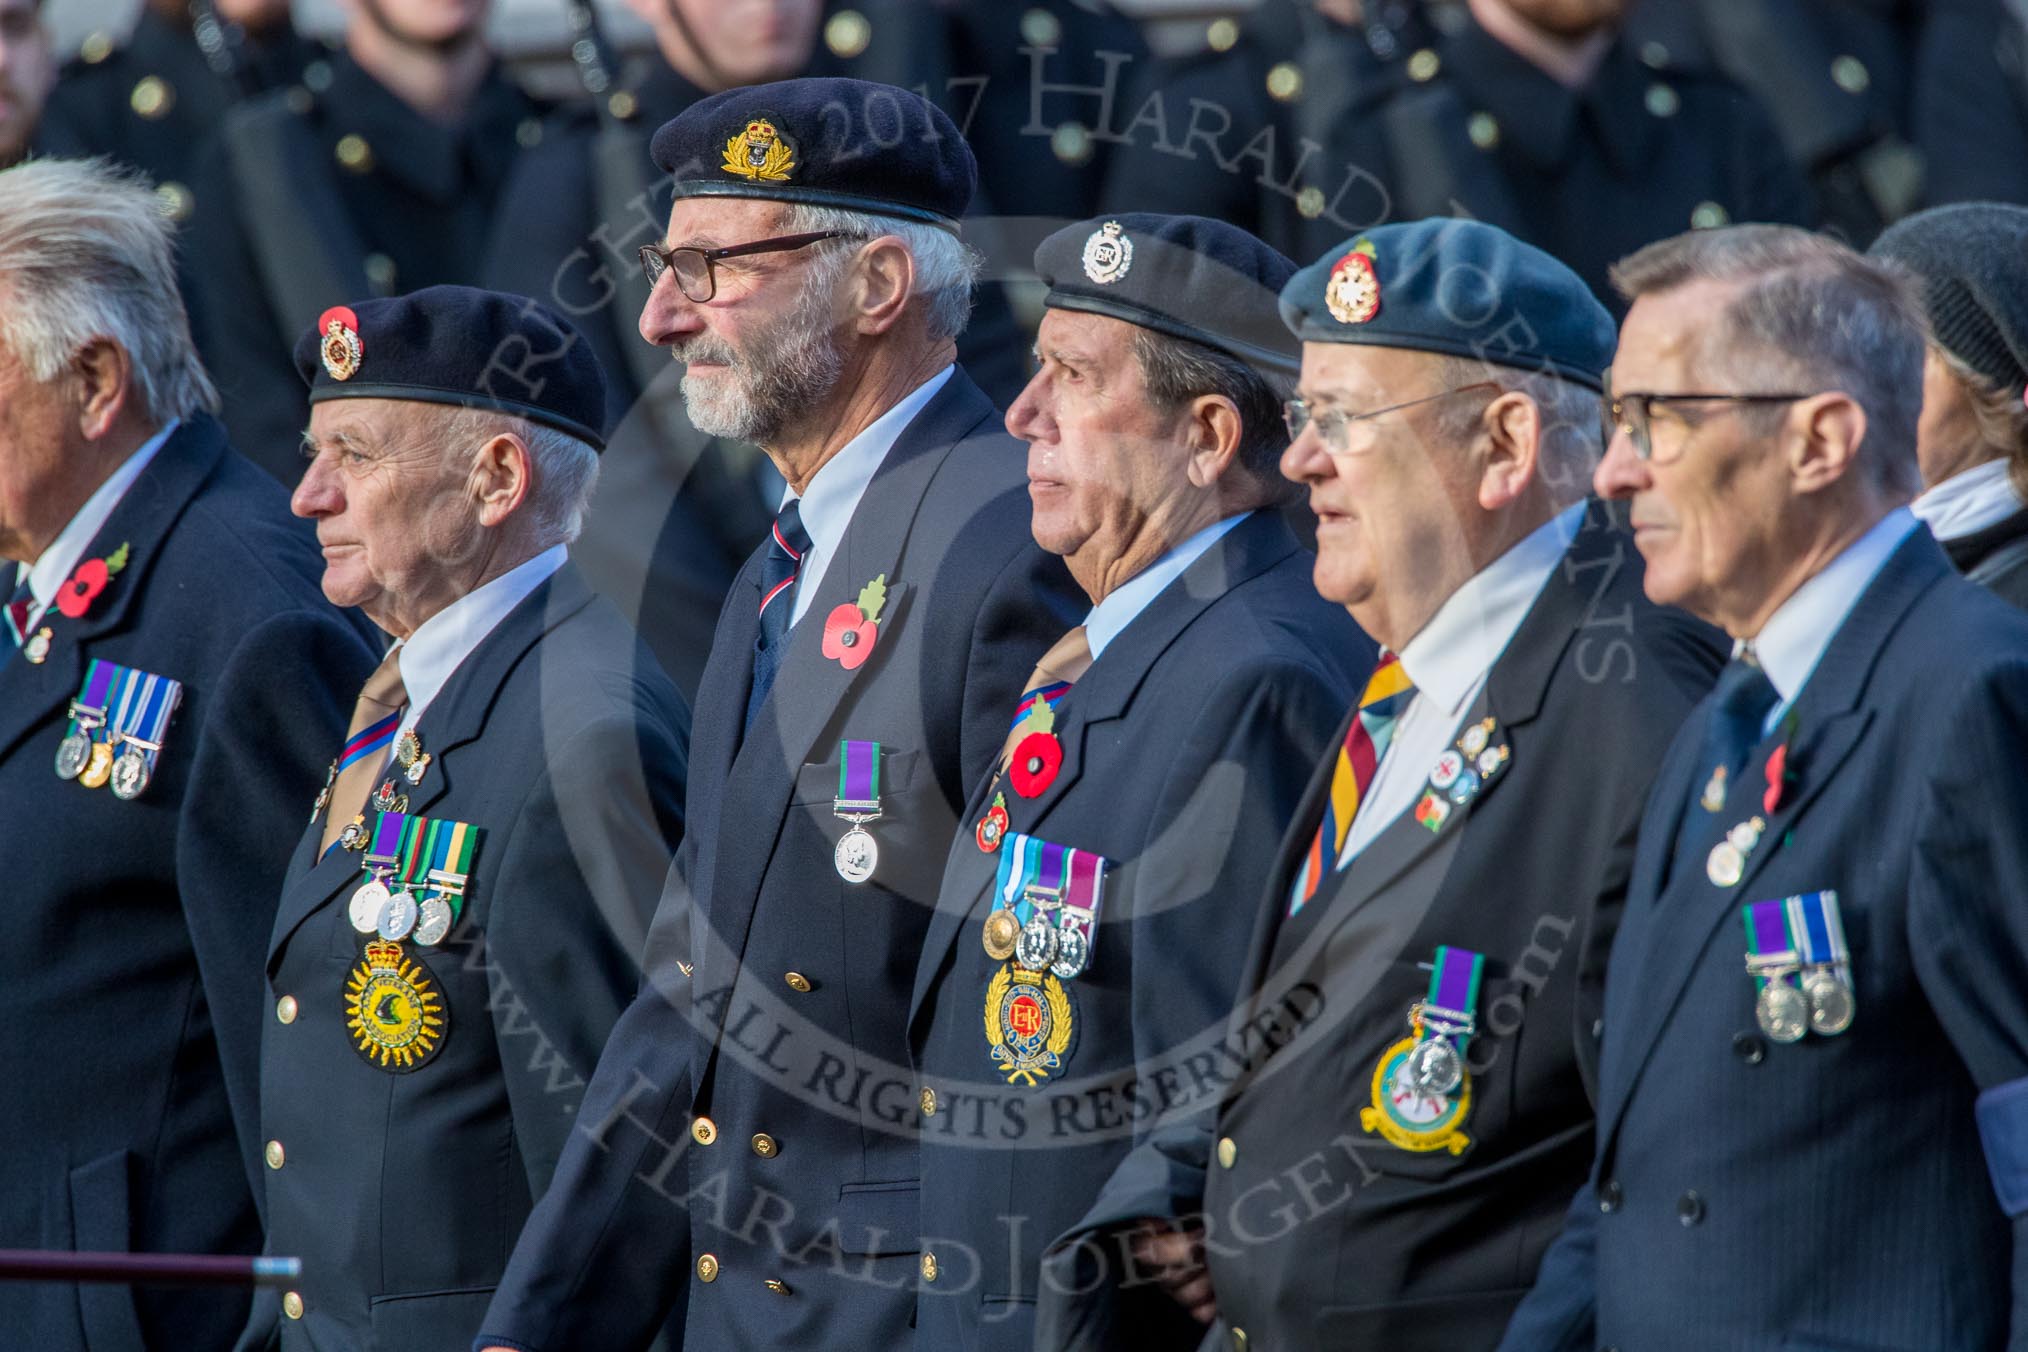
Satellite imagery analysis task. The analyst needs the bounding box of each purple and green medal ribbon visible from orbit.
[1742,897,1800,990]
[836,739,881,812]
[363,810,410,873]
[65,659,120,737]
[1425,945,1485,1055]
[363,812,481,919]
[1786,890,1848,977]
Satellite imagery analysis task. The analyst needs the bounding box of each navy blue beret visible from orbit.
[293,285,609,450]
[1034,213,1301,375]
[650,77,975,230]
[1280,219,1616,391]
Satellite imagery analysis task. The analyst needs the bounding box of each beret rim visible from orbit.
[1043,292,1301,376]
[305,383,608,452]
[667,180,962,231]
[1289,324,1607,392]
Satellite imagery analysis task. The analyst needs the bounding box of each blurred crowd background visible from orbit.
[8,0,2022,695]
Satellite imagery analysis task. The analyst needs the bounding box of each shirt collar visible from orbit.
[1083,512,1249,661]
[1397,502,1582,716]
[20,420,179,614]
[787,365,954,564]
[1744,507,1921,707]
[1911,458,2025,542]
[393,544,567,722]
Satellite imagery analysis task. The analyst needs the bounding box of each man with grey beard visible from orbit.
[476,78,1081,1352]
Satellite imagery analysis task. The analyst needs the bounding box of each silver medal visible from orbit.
[1755,978,1810,1043]
[1015,915,1059,972]
[348,877,390,933]
[377,889,419,942]
[54,732,92,780]
[413,896,453,947]
[1049,925,1090,980]
[834,825,878,883]
[109,746,149,800]
[1405,1035,1464,1096]
[1803,969,1855,1036]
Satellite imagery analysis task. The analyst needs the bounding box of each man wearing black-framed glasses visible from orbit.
[478,77,1080,1352]
[1503,225,2028,1352]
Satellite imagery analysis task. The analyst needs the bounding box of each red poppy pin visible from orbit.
[1762,710,1800,814]
[1009,731,1063,798]
[57,542,130,620]
[822,573,889,670]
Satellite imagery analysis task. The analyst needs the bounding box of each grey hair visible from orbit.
[0,158,219,423]
[1939,347,2028,498]
[783,203,981,342]
[1130,327,1300,506]
[439,407,601,546]
[1431,355,1604,508]
[1610,225,1925,497]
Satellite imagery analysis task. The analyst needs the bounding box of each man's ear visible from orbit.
[1788,392,1868,496]
[851,235,916,336]
[472,432,532,528]
[1477,390,1542,511]
[1182,394,1243,491]
[72,338,131,442]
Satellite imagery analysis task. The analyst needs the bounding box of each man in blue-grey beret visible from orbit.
[904,213,1375,1352]
[1104,218,1722,1352]
[477,77,1081,1352]
[239,284,691,1351]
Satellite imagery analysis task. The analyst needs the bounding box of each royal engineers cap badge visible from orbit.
[319,305,363,381]
[1081,220,1133,285]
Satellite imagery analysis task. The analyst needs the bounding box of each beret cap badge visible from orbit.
[1326,240,1381,326]
[722,117,796,183]
[318,305,363,381]
[1081,220,1134,286]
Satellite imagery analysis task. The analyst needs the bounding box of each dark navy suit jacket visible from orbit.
[0,417,377,1352]
[1039,506,1720,1352]
[235,563,689,1352]
[477,367,1082,1352]
[1500,525,2028,1352]
[907,510,1374,1352]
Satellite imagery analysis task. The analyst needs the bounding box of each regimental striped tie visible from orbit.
[3,575,36,656]
[1288,653,1416,914]
[997,625,1093,772]
[746,499,813,731]
[320,646,408,853]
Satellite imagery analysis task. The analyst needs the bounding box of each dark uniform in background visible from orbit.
[909,215,1373,1352]
[475,80,1082,1352]
[1262,5,1812,308]
[1097,0,1432,239]
[185,44,546,482]
[1,412,376,1352]
[1621,0,1923,244]
[1109,223,1722,1352]
[39,1,317,225]
[240,289,689,1349]
[1914,0,2028,207]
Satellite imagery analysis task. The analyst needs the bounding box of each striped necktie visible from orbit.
[746,499,813,731]
[3,574,36,659]
[1289,653,1416,914]
[320,647,408,853]
[997,625,1093,773]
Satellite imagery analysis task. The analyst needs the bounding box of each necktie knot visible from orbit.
[747,500,816,731]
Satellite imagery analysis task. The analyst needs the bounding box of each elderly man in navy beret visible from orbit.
[477,77,1080,1352]
[1103,219,1721,1352]
[901,213,1374,1352]
[238,284,691,1352]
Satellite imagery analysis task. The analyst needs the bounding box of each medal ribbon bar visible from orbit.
[834,739,882,816]
[1422,946,1484,1052]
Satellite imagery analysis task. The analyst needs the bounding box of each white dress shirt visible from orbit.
[392,544,568,741]
[784,365,954,626]
[1912,458,2025,542]
[1083,512,1248,660]
[1745,507,1919,735]
[14,420,178,628]
[1336,503,1581,867]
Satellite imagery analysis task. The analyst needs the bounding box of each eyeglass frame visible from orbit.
[1282,380,1502,455]
[637,230,863,303]
[1607,391,1817,461]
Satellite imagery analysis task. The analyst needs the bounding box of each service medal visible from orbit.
[1049,925,1090,981]
[981,908,1020,961]
[834,825,878,884]
[377,889,419,942]
[349,877,391,934]
[54,731,93,780]
[983,964,1076,1086]
[1015,914,1059,973]
[344,939,446,1071]
[413,896,453,947]
[109,744,150,800]
[1755,978,1809,1043]
[79,740,114,789]
[1360,1036,1472,1155]
[1804,968,1855,1036]
[1789,891,1854,1035]
[1405,1035,1464,1096]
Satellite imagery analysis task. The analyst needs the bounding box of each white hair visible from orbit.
[439,407,601,545]
[0,158,219,422]
[1433,355,1604,507]
[784,203,981,342]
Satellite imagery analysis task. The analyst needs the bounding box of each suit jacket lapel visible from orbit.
[1598,530,1951,1143]
[694,372,997,1028]
[0,419,225,766]
[265,565,599,962]
[907,511,1304,1031]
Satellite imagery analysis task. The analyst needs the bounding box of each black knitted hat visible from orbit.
[1870,203,2028,401]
